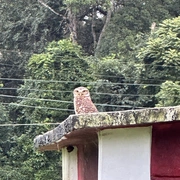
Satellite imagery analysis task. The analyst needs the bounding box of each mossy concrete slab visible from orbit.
[34,106,180,151]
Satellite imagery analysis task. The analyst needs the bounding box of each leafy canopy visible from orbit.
[137,16,180,107]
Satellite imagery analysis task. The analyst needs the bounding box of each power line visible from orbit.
[94,92,180,98]
[0,70,179,82]
[2,101,136,109]
[0,73,178,83]
[0,75,176,83]
[0,48,33,54]
[0,87,72,93]
[0,94,72,104]
[0,87,17,90]
[94,74,180,82]
[0,122,61,127]
[0,88,151,96]
[0,77,168,86]
[0,63,20,67]
[1,88,180,98]
[2,103,74,112]
[2,100,143,109]
[95,103,144,108]
[95,92,154,97]
[0,91,179,106]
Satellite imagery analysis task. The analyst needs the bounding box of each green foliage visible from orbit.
[65,0,96,5]
[98,0,176,57]
[0,0,65,104]
[0,1,179,179]
[156,81,180,107]
[17,39,94,123]
[4,39,95,180]
[64,0,109,9]
[88,54,142,111]
[2,131,61,180]
[0,0,64,51]
[136,16,180,107]
[138,16,180,80]
[0,104,13,179]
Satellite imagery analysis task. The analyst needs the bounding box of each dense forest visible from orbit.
[0,0,179,179]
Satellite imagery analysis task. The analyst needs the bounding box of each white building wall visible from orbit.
[62,146,78,180]
[98,127,151,180]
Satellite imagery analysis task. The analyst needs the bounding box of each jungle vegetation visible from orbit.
[0,0,179,179]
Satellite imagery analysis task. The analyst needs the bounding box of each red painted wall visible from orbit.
[151,122,180,180]
[78,142,98,180]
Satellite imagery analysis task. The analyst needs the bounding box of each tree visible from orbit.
[137,16,180,107]
[0,103,14,179]
[97,0,177,57]
[17,39,94,122]
[88,53,142,111]
[156,81,180,107]
[5,39,95,179]
[57,0,120,55]
[90,8,180,110]
[0,1,179,179]
[0,0,65,104]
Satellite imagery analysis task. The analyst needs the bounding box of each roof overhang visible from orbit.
[34,106,180,151]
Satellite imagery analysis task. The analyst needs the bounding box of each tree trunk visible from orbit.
[95,0,114,57]
[91,7,97,50]
[67,8,78,44]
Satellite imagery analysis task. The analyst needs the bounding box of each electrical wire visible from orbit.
[2,100,142,109]
[95,103,144,108]
[0,77,170,86]
[2,103,74,112]
[0,122,61,127]
[0,63,20,67]
[0,92,150,110]
[0,74,178,128]
[0,94,72,104]
[1,88,153,109]
[0,48,33,54]
[0,87,72,93]
[94,92,180,97]
[0,75,179,84]
[0,88,180,98]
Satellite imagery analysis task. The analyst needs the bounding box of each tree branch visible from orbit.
[95,0,114,57]
[91,7,97,50]
[38,0,62,17]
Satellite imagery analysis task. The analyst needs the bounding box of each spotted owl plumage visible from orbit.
[73,87,98,114]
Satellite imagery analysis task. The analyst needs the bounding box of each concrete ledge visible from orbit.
[34,106,180,151]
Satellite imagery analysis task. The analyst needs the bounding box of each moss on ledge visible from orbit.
[34,106,180,151]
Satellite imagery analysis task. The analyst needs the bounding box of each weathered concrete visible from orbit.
[34,106,180,151]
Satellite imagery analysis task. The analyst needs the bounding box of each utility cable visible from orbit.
[0,94,72,104]
[0,77,169,86]
[2,103,74,112]
[0,90,179,98]
[0,122,61,127]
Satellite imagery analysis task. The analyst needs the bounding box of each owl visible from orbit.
[73,87,98,114]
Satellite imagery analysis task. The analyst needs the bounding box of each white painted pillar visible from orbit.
[62,146,78,180]
[98,127,151,180]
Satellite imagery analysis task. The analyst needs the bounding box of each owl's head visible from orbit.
[73,87,90,97]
